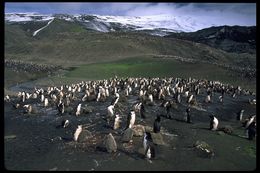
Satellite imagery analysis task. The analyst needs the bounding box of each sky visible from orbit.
[5,2,256,26]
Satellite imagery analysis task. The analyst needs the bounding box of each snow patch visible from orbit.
[33,18,54,36]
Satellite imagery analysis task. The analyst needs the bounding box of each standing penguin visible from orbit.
[236,109,244,121]
[166,102,172,119]
[209,115,219,130]
[153,115,161,133]
[57,102,65,115]
[140,103,146,119]
[44,98,49,107]
[205,95,211,103]
[243,115,256,128]
[111,93,120,106]
[186,107,191,123]
[126,111,136,129]
[176,94,181,103]
[218,95,223,103]
[113,114,121,130]
[76,103,82,116]
[143,132,155,160]
[74,125,82,142]
[247,121,256,140]
[107,105,114,125]
[187,94,194,104]
[61,119,69,128]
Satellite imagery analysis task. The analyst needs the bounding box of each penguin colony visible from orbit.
[5,76,256,161]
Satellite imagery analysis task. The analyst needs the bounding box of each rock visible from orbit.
[150,132,166,145]
[189,99,198,106]
[66,107,74,114]
[5,135,16,140]
[78,130,93,143]
[119,95,127,103]
[219,125,233,134]
[147,101,155,106]
[144,126,153,133]
[104,133,117,153]
[193,140,214,158]
[83,106,95,114]
[132,125,145,137]
[122,128,134,142]
[170,101,178,110]
[217,131,225,136]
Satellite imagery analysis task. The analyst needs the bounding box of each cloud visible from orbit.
[4,3,256,26]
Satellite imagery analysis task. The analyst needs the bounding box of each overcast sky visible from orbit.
[5,2,256,26]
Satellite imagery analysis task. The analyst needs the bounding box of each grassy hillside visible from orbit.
[5,20,255,69]
[4,20,256,93]
[60,56,256,91]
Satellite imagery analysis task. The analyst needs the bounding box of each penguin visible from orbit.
[96,92,101,102]
[21,92,26,103]
[82,94,88,102]
[143,132,152,152]
[195,87,200,95]
[23,104,32,114]
[44,98,48,107]
[187,94,194,103]
[184,90,189,98]
[176,94,181,103]
[127,111,136,129]
[143,132,155,160]
[40,94,44,103]
[219,95,223,103]
[145,145,155,160]
[12,103,20,109]
[186,107,191,123]
[153,115,161,133]
[140,103,146,119]
[247,121,256,140]
[249,99,256,105]
[113,114,121,130]
[74,125,82,142]
[209,115,218,130]
[243,115,256,128]
[236,109,244,121]
[4,95,10,102]
[61,119,69,128]
[111,93,120,106]
[205,95,211,103]
[57,102,65,115]
[148,94,153,103]
[107,105,114,125]
[76,103,82,116]
[166,102,172,119]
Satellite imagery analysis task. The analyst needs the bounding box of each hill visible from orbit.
[5,19,255,68]
[165,25,256,54]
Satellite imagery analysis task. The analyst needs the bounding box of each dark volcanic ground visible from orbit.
[4,83,256,171]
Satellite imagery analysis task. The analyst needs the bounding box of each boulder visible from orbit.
[219,125,233,134]
[122,128,134,142]
[193,140,214,158]
[83,106,95,114]
[150,132,166,145]
[104,133,117,153]
[132,125,145,137]
[77,129,93,143]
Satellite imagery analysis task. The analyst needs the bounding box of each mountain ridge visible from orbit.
[6,13,255,37]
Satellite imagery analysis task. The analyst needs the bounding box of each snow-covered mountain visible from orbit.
[5,13,215,36]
